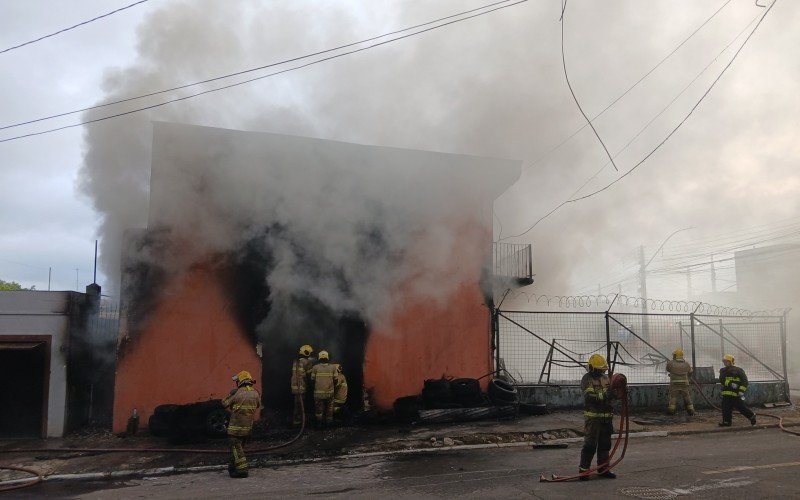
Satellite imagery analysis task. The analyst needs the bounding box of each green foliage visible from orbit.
[0,279,35,291]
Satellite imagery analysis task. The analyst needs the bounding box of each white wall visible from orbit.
[0,291,74,437]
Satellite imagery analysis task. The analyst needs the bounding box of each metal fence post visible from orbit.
[605,311,612,373]
[781,311,789,385]
[719,318,725,359]
[492,309,500,374]
[689,313,696,373]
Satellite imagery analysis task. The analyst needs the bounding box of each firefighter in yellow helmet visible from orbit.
[222,370,261,478]
[719,354,756,427]
[666,348,695,416]
[333,363,349,418]
[290,344,314,426]
[311,350,337,426]
[579,354,616,480]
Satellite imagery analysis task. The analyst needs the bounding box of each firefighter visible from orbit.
[719,354,756,427]
[579,354,616,480]
[310,350,337,426]
[333,363,348,418]
[666,348,695,415]
[290,344,314,426]
[222,370,261,478]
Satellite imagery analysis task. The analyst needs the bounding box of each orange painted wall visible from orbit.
[113,266,262,433]
[363,221,493,410]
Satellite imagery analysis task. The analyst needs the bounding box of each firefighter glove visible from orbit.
[739,393,746,401]
[596,389,606,401]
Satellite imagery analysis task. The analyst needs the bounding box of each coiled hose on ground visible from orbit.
[0,398,307,491]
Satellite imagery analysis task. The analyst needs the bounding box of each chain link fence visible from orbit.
[497,309,787,385]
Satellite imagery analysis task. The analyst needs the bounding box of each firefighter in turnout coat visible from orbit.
[666,348,695,415]
[291,344,315,426]
[222,370,261,478]
[719,354,756,427]
[311,350,337,426]
[579,354,617,480]
[333,363,348,417]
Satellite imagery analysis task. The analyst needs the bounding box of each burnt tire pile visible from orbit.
[148,400,229,442]
[393,377,518,423]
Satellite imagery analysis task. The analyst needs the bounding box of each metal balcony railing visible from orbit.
[493,243,533,286]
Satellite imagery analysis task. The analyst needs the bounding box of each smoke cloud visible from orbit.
[77,1,800,375]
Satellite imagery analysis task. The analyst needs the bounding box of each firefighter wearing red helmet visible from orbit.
[579,354,617,480]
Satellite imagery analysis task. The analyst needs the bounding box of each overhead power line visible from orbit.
[0,0,150,55]
[564,1,777,202]
[0,0,524,135]
[500,5,764,241]
[560,0,618,171]
[496,0,733,229]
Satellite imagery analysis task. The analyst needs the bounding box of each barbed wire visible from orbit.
[498,291,789,317]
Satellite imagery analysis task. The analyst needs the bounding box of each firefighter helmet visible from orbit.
[234,370,254,386]
[318,350,329,361]
[299,344,313,356]
[723,354,735,365]
[673,348,684,358]
[587,353,608,371]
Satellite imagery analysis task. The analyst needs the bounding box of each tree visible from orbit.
[0,279,35,291]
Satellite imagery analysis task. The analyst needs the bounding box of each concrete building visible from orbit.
[0,287,114,438]
[112,122,523,433]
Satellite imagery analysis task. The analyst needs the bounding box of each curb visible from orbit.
[669,420,800,436]
[0,430,669,487]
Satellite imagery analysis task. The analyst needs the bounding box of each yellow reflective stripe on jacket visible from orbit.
[721,391,739,397]
[584,411,613,418]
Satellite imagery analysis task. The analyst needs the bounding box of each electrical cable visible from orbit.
[0,0,524,134]
[502,0,777,241]
[560,0,618,171]
[566,0,777,204]
[0,1,149,55]
[509,0,733,183]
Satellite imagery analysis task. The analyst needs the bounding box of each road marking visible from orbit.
[703,461,800,475]
[620,479,753,499]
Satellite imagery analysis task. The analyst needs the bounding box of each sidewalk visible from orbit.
[2,404,799,482]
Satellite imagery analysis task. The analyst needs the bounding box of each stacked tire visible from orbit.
[451,378,485,408]
[487,378,518,406]
[421,378,457,408]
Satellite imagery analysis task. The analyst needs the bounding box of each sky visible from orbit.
[0,0,798,305]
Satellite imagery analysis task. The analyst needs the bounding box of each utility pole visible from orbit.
[75,268,79,291]
[638,245,648,306]
[686,267,692,299]
[597,284,602,296]
[638,245,649,340]
[710,254,717,294]
[48,267,51,291]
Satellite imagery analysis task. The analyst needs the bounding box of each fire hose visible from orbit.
[0,398,307,491]
[540,373,629,482]
[690,378,800,437]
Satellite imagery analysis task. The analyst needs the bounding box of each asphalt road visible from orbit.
[8,428,800,499]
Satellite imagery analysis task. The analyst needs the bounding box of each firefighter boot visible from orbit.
[578,468,589,481]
